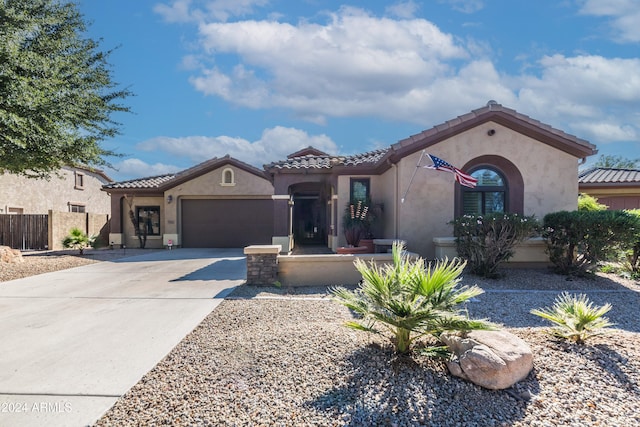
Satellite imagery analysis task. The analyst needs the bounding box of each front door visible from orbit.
[292,194,325,245]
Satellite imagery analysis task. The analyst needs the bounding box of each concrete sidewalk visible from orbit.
[0,248,246,427]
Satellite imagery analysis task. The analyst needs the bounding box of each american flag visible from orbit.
[424,154,478,188]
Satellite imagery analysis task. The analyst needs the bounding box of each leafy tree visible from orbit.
[331,242,493,355]
[0,0,132,178]
[594,155,639,169]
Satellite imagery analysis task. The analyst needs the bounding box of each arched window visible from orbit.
[455,155,524,217]
[221,168,235,186]
[462,168,506,215]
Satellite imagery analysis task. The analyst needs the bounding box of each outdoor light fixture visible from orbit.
[167,195,173,203]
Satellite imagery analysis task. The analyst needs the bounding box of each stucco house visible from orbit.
[0,166,112,215]
[103,102,598,258]
[579,167,640,210]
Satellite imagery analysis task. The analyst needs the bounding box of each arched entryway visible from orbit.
[290,182,331,251]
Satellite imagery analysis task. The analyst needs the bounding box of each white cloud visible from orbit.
[385,1,420,19]
[441,0,485,14]
[135,127,338,167]
[107,158,183,181]
[154,0,269,23]
[578,0,640,43]
[153,0,197,23]
[158,3,640,149]
[516,54,640,143]
[191,7,474,123]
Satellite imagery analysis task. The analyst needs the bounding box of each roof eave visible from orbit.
[390,109,597,160]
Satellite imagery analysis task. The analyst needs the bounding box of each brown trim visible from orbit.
[160,155,270,190]
[579,182,640,189]
[455,155,524,217]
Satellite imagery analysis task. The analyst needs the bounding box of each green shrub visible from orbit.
[577,193,608,211]
[622,209,640,278]
[450,213,539,278]
[331,242,493,355]
[530,293,614,344]
[543,210,639,276]
[62,227,95,255]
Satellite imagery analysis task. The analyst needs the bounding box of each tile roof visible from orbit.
[393,102,596,158]
[266,148,389,170]
[102,174,176,190]
[579,167,640,184]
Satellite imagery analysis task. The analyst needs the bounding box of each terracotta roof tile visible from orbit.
[103,174,176,190]
[266,148,389,170]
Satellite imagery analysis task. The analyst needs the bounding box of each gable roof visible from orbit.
[266,148,388,171]
[103,155,269,192]
[102,174,177,191]
[579,167,640,187]
[388,102,597,162]
[69,165,113,183]
[287,146,329,158]
[105,103,598,190]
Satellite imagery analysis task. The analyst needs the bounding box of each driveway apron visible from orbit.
[0,248,245,427]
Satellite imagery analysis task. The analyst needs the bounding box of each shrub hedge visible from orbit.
[543,210,639,275]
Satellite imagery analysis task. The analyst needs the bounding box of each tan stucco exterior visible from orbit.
[112,163,274,249]
[333,122,582,257]
[0,166,111,215]
[390,122,581,258]
[105,104,596,258]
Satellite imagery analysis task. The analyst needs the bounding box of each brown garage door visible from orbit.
[181,199,274,247]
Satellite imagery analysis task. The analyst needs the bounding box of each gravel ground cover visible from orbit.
[3,253,639,426]
[94,269,640,427]
[0,248,163,282]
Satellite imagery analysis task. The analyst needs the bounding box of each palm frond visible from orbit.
[530,292,615,344]
[331,242,490,354]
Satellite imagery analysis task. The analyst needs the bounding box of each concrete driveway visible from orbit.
[0,248,245,427]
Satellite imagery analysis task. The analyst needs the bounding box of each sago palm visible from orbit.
[530,292,614,344]
[331,242,493,354]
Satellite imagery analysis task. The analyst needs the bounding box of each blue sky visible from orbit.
[77,0,640,181]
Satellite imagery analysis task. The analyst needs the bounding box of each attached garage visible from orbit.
[181,198,274,247]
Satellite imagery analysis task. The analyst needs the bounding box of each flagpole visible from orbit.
[401,150,426,203]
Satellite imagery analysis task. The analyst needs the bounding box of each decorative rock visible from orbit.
[441,329,533,390]
[0,246,24,263]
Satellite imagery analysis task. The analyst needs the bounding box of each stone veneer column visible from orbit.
[244,245,282,286]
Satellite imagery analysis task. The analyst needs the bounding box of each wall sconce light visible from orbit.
[487,129,496,136]
[167,195,173,204]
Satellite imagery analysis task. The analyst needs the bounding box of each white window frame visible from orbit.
[220,168,236,186]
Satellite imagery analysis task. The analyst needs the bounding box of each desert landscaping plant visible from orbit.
[331,242,492,355]
[124,195,148,248]
[577,193,608,211]
[543,210,639,276]
[62,227,95,255]
[451,212,538,278]
[530,292,614,344]
[622,209,640,279]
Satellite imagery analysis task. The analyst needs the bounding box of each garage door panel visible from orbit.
[182,199,273,247]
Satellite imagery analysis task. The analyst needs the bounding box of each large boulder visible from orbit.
[441,330,533,390]
[0,246,24,263]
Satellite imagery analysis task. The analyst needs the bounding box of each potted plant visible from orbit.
[338,200,374,253]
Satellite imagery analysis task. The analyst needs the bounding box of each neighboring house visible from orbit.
[579,167,640,210]
[0,166,112,215]
[104,102,598,258]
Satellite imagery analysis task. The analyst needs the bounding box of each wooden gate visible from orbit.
[0,214,48,250]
